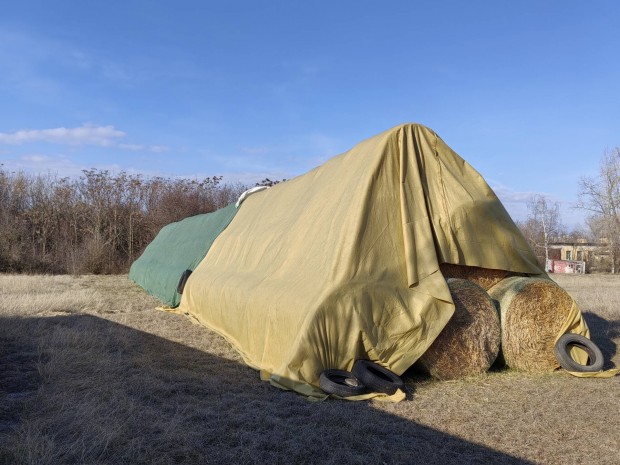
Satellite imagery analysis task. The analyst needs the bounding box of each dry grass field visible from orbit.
[0,273,618,464]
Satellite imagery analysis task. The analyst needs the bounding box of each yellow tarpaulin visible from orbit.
[178,123,562,398]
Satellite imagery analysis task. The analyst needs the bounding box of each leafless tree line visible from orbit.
[518,195,563,267]
[0,167,246,274]
[3,149,619,276]
[577,147,620,273]
[517,148,620,273]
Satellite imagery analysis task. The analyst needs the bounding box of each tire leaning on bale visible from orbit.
[488,276,577,372]
[554,333,604,372]
[416,278,501,380]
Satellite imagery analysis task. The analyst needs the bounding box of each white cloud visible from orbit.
[240,146,271,155]
[0,124,125,146]
[487,181,587,227]
[117,143,144,151]
[492,186,539,204]
[0,124,169,154]
[0,153,120,177]
[117,143,169,152]
[148,145,169,153]
[21,154,49,163]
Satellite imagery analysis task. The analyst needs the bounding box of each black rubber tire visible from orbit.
[319,369,369,397]
[554,333,604,372]
[352,360,404,395]
[176,269,192,295]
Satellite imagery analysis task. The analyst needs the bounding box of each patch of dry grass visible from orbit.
[0,274,158,317]
[1,273,619,464]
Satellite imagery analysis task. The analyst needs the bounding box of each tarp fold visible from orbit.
[178,123,546,398]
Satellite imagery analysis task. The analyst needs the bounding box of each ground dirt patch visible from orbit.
[0,273,618,464]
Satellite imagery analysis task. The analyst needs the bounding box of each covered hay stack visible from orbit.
[488,276,574,372]
[417,278,500,380]
[439,263,512,291]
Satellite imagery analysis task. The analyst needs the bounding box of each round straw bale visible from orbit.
[439,263,513,291]
[417,278,500,380]
[488,276,574,372]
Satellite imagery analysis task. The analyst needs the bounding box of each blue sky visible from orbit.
[1,1,619,228]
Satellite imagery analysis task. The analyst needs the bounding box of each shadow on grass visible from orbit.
[582,311,619,369]
[0,314,534,465]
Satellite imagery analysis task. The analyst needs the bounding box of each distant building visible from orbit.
[547,240,608,273]
[546,259,585,274]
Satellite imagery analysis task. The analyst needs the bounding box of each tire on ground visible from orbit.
[319,369,369,397]
[352,360,404,395]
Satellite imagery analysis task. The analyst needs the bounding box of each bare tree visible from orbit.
[255,178,286,187]
[577,148,620,273]
[526,195,563,267]
[0,166,248,274]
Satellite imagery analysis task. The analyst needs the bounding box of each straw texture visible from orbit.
[417,278,501,380]
[488,276,573,372]
[440,264,514,291]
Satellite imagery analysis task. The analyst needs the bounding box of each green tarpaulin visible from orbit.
[129,203,238,307]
